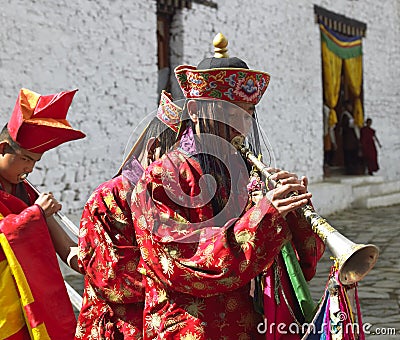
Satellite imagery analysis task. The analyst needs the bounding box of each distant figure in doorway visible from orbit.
[360,118,381,175]
[340,101,360,175]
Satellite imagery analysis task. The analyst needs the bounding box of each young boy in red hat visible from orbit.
[0,88,85,339]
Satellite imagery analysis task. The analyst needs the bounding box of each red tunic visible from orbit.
[0,183,76,339]
[131,150,298,339]
[76,176,144,339]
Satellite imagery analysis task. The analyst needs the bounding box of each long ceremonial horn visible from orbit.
[23,177,79,237]
[232,136,379,285]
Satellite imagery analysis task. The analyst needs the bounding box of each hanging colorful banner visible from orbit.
[320,23,362,59]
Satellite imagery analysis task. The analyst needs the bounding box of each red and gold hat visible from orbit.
[156,90,182,132]
[175,33,271,105]
[7,88,86,153]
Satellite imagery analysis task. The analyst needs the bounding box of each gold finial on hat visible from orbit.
[213,33,229,58]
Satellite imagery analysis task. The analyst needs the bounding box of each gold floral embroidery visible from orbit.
[225,296,239,312]
[238,311,255,332]
[157,288,167,303]
[249,207,262,225]
[218,276,241,289]
[79,225,88,238]
[159,253,174,277]
[126,260,137,272]
[239,259,250,273]
[140,247,149,261]
[185,298,206,318]
[103,192,116,210]
[165,245,181,259]
[180,331,202,340]
[192,281,206,290]
[153,165,163,176]
[118,187,128,201]
[161,168,174,181]
[145,313,162,332]
[74,323,85,338]
[137,215,147,230]
[104,286,124,302]
[135,180,146,194]
[90,327,99,339]
[235,229,256,251]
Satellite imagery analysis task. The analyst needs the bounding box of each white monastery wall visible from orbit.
[0,0,158,211]
[0,0,398,213]
[174,0,400,181]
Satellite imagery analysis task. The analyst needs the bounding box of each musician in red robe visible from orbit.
[75,91,181,339]
[0,88,85,339]
[130,34,325,339]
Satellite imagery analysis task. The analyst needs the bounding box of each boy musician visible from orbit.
[0,88,85,339]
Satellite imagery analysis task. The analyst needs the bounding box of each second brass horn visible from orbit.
[232,136,379,285]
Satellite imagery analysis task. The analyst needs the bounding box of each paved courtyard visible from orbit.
[308,204,400,339]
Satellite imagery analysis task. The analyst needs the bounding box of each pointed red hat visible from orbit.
[7,88,86,153]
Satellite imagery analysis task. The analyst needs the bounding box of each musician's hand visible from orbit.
[266,168,311,218]
[34,192,62,217]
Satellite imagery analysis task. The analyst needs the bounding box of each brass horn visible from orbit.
[231,136,379,285]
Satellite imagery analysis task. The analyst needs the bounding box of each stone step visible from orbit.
[324,175,385,186]
[352,180,400,202]
[354,191,400,209]
[309,176,400,216]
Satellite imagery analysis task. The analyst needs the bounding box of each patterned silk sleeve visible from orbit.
[131,150,292,297]
[76,177,143,340]
[78,176,144,303]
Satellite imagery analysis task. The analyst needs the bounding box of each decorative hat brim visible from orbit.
[175,65,270,105]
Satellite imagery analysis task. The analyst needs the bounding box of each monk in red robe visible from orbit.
[75,91,181,339]
[360,118,381,175]
[130,34,325,339]
[0,88,85,339]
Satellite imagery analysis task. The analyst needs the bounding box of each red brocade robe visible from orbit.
[0,183,76,339]
[76,176,144,339]
[130,149,325,340]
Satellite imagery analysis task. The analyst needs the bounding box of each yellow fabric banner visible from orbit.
[322,40,342,127]
[344,56,364,127]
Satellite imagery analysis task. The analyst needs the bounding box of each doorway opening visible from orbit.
[315,5,367,177]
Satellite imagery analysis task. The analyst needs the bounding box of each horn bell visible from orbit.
[326,231,379,285]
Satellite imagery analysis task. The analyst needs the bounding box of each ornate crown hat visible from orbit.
[7,88,85,153]
[175,33,271,105]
